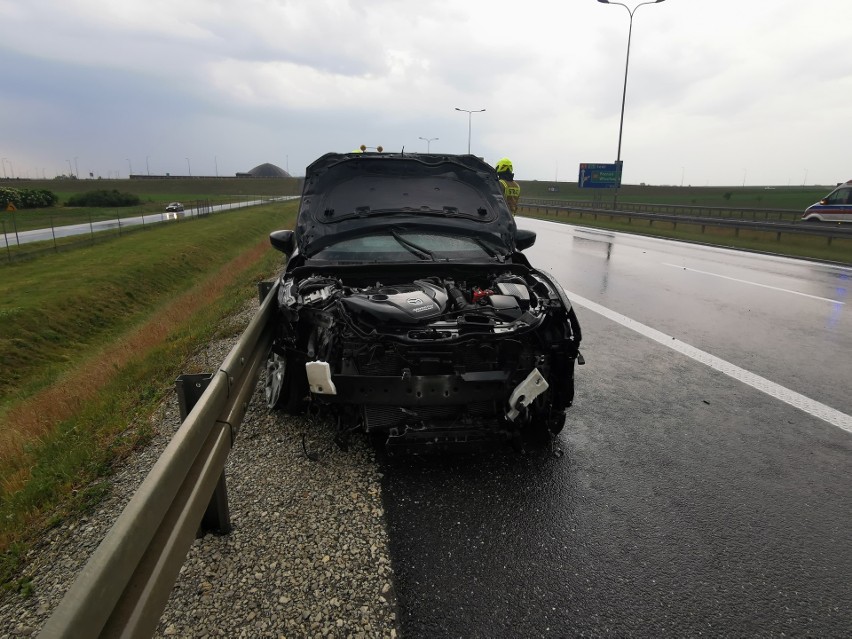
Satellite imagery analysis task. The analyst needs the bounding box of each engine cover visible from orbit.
[341,281,448,325]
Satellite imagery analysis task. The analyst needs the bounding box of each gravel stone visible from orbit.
[0,298,400,638]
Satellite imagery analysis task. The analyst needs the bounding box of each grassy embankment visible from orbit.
[516,181,852,264]
[0,200,298,592]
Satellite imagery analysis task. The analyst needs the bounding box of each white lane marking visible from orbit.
[661,262,844,305]
[565,289,852,435]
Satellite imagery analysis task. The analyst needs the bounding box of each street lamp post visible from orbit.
[418,136,439,153]
[186,158,192,177]
[1,158,7,180]
[146,156,150,176]
[126,158,133,177]
[597,0,665,199]
[454,108,485,154]
[74,157,79,179]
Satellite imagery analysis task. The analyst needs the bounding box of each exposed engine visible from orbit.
[273,269,581,446]
[281,272,562,335]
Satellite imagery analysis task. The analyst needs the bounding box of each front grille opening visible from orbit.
[364,401,494,431]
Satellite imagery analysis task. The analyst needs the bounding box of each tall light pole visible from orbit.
[74,156,79,179]
[454,107,485,154]
[214,155,219,177]
[419,136,438,153]
[186,157,192,177]
[1,158,7,179]
[146,156,150,176]
[597,0,665,191]
[126,158,132,177]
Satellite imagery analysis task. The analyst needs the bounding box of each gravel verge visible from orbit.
[0,299,399,638]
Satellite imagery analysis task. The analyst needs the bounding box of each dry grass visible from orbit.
[0,239,269,496]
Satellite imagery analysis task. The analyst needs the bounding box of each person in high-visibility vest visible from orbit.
[496,157,520,215]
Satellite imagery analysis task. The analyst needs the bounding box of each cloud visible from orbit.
[2,0,851,185]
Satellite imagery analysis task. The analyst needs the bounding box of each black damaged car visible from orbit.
[265,151,582,449]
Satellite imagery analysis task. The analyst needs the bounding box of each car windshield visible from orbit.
[310,229,501,263]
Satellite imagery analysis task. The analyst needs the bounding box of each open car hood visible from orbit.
[294,153,517,259]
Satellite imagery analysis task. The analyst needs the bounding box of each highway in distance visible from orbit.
[0,197,299,248]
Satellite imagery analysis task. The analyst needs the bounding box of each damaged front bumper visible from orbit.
[305,362,553,441]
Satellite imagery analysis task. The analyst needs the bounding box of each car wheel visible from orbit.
[546,407,566,434]
[265,346,308,413]
[265,347,295,410]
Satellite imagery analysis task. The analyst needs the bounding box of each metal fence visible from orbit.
[518,201,852,247]
[520,198,804,222]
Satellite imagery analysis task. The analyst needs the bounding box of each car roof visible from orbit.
[294,152,517,258]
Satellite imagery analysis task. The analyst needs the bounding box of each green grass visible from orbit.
[0,201,296,590]
[0,204,291,408]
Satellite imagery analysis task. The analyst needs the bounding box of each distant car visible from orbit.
[801,181,852,222]
[264,152,583,451]
[165,202,185,212]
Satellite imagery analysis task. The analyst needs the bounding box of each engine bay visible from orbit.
[279,270,569,342]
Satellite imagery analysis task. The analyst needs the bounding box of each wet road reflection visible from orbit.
[520,218,851,414]
[381,220,852,638]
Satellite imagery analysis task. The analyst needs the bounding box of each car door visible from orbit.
[823,187,852,221]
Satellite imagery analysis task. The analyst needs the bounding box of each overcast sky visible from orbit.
[1,0,850,186]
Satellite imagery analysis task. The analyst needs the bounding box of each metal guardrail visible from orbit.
[519,201,852,245]
[520,198,804,222]
[39,282,277,639]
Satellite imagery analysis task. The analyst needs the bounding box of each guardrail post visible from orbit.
[258,280,274,304]
[12,212,20,247]
[3,219,10,262]
[175,373,232,535]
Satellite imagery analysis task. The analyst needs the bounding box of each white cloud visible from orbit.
[2,0,851,184]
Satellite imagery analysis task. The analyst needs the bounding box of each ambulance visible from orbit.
[801,181,852,222]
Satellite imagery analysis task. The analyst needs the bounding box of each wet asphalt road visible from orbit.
[379,220,851,638]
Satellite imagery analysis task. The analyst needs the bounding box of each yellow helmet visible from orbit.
[495,157,513,174]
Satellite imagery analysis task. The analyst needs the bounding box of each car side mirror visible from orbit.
[270,230,295,257]
[820,199,828,205]
[515,229,537,251]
